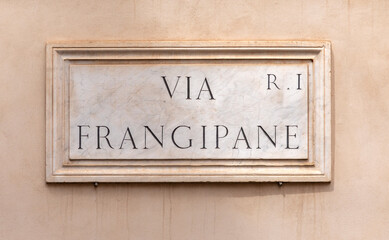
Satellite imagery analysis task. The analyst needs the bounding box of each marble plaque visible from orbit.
[70,64,308,160]
[46,41,331,182]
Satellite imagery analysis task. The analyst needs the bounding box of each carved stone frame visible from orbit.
[46,41,331,182]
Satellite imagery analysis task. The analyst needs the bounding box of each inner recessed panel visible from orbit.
[69,63,308,160]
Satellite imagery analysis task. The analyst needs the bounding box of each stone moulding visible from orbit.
[46,41,332,182]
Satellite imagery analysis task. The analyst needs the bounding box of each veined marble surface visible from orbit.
[69,63,309,159]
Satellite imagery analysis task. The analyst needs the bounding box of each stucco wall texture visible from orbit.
[0,0,389,239]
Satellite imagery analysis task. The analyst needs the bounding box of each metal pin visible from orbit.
[94,182,99,187]
[278,182,283,187]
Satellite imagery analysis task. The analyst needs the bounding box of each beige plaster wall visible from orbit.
[0,0,388,239]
